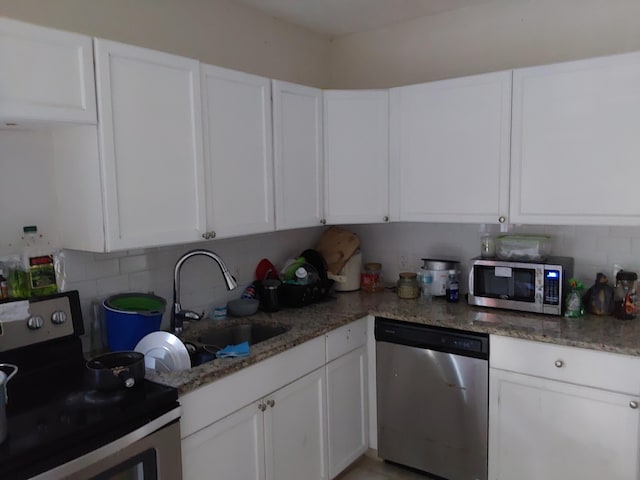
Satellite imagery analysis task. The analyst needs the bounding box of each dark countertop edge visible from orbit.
[146,291,640,395]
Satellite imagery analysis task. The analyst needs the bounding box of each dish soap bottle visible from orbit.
[22,226,58,297]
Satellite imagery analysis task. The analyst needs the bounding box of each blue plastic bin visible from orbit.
[103,293,166,351]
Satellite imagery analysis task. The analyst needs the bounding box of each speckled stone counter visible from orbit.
[147,290,640,395]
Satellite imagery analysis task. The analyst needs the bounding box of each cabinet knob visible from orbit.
[630,401,638,409]
[267,399,275,408]
[201,232,208,239]
[258,403,266,412]
[320,219,326,225]
[210,231,216,239]
[383,216,389,222]
[498,216,506,224]
[554,360,564,368]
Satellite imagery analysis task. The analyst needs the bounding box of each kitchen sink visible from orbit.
[188,323,290,367]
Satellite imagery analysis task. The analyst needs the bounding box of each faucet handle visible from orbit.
[176,310,204,322]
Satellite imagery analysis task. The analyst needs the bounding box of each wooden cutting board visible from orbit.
[315,226,360,275]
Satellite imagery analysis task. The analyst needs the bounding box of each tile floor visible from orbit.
[336,452,431,480]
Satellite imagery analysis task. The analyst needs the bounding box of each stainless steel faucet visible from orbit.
[171,249,238,336]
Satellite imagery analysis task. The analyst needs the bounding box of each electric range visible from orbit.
[0,291,181,480]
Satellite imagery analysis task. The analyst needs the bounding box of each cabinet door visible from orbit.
[272,80,324,230]
[323,90,389,224]
[264,368,328,480]
[202,65,274,238]
[326,346,368,479]
[489,368,640,480]
[182,401,265,480]
[0,17,96,124]
[511,51,640,225]
[390,71,511,224]
[94,39,206,251]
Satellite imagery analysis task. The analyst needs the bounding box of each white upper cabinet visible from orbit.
[201,65,274,239]
[272,80,324,230]
[390,71,512,224]
[323,90,390,224]
[0,17,96,124]
[511,51,640,225]
[93,39,206,251]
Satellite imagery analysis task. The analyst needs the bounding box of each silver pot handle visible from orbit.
[0,363,19,403]
[0,364,18,382]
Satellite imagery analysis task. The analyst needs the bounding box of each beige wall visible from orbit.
[0,0,331,87]
[328,0,640,88]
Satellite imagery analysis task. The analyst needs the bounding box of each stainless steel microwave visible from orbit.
[468,256,574,315]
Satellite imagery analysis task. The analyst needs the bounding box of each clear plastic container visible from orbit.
[495,235,550,261]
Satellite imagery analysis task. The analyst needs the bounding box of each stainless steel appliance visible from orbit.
[375,317,489,480]
[468,256,574,315]
[0,291,182,479]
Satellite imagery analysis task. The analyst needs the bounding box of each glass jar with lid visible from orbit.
[397,272,419,299]
[614,270,638,320]
[361,262,384,292]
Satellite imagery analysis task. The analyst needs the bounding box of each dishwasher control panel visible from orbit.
[374,317,489,359]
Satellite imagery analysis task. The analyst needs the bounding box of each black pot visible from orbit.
[86,351,145,391]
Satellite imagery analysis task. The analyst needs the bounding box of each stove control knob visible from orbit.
[51,311,67,325]
[27,315,44,330]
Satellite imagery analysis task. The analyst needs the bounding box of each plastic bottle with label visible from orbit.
[418,270,433,304]
[0,269,8,299]
[22,226,57,297]
[446,270,459,303]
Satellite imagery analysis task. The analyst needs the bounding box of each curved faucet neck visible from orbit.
[171,249,238,335]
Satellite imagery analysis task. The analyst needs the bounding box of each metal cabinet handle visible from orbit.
[383,216,389,222]
[630,401,638,409]
[554,360,564,368]
[258,403,266,412]
[498,216,506,224]
[267,399,275,408]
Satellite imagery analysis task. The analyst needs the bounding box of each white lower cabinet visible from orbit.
[180,321,370,480]
[489,335,640,480]
[182,400,265,480]
[264,368,328,480]
[326,346,368,478]
[183,368,326,480]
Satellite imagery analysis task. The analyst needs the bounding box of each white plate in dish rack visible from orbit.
[135,331,191,372]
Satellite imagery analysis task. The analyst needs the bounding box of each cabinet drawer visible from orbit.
[326,317,367,363]
[490,335,640,394]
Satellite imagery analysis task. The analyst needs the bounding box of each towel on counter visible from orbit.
[215,341,250,359]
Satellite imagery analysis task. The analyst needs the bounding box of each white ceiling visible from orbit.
[233,0,498,36]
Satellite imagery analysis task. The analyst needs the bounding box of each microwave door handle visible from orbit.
[468,268,474,296]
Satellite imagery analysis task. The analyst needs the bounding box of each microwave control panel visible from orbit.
[543,269,561,305]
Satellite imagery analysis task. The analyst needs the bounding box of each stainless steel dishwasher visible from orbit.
[375,317,489,480]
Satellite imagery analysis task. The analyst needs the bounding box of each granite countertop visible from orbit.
[147,290,640,395]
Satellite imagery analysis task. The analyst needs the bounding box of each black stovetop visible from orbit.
[0,308,178,480]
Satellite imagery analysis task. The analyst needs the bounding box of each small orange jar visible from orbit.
[361,263,384,292]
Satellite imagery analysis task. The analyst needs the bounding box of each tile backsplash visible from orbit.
[61,222,640,349]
